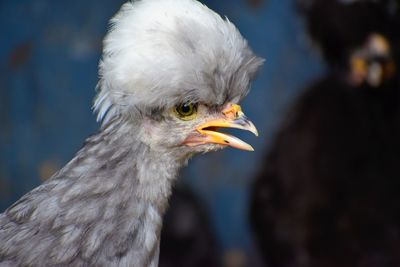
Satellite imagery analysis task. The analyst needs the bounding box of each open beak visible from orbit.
[184,103,258,151]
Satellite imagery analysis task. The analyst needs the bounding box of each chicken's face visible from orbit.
[140,100,258,156]
[94,0,263,158]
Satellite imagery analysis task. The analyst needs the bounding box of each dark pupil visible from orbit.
[180,103,192,114]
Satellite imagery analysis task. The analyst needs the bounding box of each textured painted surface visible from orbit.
[0,0,323,257]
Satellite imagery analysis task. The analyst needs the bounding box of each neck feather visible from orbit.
[4,117,184,266]
[62,116,182,208]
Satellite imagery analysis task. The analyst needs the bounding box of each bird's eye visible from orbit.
[175,102,198,120]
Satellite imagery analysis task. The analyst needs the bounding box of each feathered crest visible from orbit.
[93,0,263,125]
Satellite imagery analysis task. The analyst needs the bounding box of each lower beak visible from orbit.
[184,103,258,151]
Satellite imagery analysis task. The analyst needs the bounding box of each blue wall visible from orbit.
[0,0,324,261]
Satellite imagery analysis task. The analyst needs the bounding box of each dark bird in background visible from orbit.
[250,0,400,266]
[159,185,221,267]
[298,0,400,75]
[0,0,263,266]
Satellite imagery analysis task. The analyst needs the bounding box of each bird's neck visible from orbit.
[53,117,184,264]
[63,117,182,208]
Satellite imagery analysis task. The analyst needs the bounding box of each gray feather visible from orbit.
[0,117,179,266]
[94,0,263,126]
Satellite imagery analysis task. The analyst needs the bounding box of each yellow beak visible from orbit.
[184,103,258,151]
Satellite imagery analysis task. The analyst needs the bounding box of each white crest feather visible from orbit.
[94,0,263,125]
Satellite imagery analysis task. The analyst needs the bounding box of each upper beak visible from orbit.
[184,103,258,151]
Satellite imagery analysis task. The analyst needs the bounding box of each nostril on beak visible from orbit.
[222,103,243,119]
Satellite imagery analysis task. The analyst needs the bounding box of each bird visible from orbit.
[0,0,263,266]
[251,0,400,266]
[297,0,400,80]
[159,185,221,267]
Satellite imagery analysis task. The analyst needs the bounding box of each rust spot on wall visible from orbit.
[39,160,60,181]
[0,173,11,200]
[247,0,264,9]
[224,248,247,267]
[9,42,33,69]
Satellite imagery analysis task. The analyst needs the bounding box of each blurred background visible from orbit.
[1,0,399,266]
